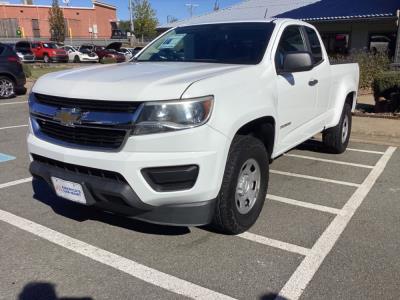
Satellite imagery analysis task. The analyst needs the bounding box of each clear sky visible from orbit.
[8,0,242,25]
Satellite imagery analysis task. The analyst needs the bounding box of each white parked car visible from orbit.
[28,19,359,234]
[62,45,99,63]
[118,48,133,61]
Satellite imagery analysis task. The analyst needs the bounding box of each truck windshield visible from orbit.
[137,22,275,65]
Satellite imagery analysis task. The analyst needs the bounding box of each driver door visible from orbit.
[275,25,318,150]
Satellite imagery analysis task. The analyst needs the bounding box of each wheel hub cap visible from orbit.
[342,114,349,143]
[0,79,13,98]
[235,158,261,215]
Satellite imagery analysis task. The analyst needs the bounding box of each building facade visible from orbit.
[0,0,117,39]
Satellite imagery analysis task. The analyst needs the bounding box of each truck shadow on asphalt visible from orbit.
[32,179,191,236]
[295,138,334,153]
[18,282,92,300]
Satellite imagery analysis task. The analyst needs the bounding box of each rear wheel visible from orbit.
[212,135,269,234]
[0,76,15,99]
[73,55,80,63]
[322,103,352,154]
[43,54,50,63]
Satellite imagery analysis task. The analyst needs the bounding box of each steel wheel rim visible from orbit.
[0,79,14,98]
[342,114,349,143]
[235,158,261,215]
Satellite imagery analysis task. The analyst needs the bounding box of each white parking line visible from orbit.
[277,146,396,300]
[270,170,361,188]
[347,148,385,155]
[0,177,32,189]
[0,209,235,300]
[0,124,28,131]
[0,101,28,106]
[267,194,341,215]
[285,154,374,169]
[238,232,310,256]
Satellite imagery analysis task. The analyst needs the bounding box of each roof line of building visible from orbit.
[303,13,397,21]
[0,0,116,11]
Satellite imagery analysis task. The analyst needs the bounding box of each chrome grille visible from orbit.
[36,119,127,149]
[34,93,140,113]
[30,93,141,150]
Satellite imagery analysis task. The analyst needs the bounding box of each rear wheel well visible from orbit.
[236,117,275,159]
[0,73,16,83]
[345,92,356,110]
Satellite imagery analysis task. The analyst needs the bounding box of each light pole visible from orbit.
[129,0,135,35]
[185,3,199,18]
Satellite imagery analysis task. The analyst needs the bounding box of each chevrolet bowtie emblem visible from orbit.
[54,108,82,127]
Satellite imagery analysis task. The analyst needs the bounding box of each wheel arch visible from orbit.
[0,72,17,83]
[235,116,276,160]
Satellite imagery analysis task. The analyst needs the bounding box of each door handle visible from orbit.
[309,79,318,86]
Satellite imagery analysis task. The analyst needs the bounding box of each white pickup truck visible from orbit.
[28,19,359,234]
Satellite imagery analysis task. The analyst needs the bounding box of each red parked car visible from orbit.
[30,41,68,63]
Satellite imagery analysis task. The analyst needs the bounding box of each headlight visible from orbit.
[133,96,214,135]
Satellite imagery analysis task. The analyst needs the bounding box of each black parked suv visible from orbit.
[0,43,26,99]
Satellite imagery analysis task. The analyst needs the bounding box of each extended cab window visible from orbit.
[275,26,307,70]
[137,22,275,65]
[305,27,323,64]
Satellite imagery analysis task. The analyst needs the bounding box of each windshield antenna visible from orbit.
[264,8,268,19]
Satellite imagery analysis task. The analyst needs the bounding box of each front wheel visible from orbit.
[322,103,352,154]
[0,76,15,99]
[212,135,269,234]
[43,54,50,63]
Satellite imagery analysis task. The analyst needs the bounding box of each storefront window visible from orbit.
[369,33,397,57]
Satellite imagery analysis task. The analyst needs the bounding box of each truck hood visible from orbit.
[32,62,247,101]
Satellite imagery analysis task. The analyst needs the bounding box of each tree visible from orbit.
[132,0,158,39]
[48,0,65,43]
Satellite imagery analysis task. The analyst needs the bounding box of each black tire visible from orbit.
[322,103,352,154]
[0,76,15,99]
[212,135,269,234]
[73,55,80,63]
[43,54,50,63]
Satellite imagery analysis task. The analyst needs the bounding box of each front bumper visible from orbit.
[27,122,229,206]
[81,57,99,62]
[30,159,215,226]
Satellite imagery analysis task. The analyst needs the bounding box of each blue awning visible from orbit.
[276,0,400,21]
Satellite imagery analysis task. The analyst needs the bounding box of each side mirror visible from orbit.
[282,52,313,73]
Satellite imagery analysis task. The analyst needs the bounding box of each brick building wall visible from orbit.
[0,0,117,39]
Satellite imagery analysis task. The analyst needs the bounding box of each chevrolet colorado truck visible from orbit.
[28,19,359,234]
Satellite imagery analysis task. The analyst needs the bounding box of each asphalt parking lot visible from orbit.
[1,94,400,300]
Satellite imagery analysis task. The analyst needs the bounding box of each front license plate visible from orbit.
[51,177,87,204]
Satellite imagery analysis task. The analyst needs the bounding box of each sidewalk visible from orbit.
[352,116,400,147]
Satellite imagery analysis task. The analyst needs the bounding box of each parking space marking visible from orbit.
[347,148,385,155]
[0,209,235,300]
[270,170,361,188]
[0,153,16,163]
[267,194,341,215]
[238,232,311,256]
[284,154,374,169]
[0,124,28,131]
[0,177,32,189]
[277,146,396,300]
[0,101,28,106]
